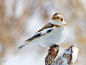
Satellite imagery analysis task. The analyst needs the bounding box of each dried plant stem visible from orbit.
[45,45,79,65]
[45,45,59,65]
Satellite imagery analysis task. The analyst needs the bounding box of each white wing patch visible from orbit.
[34,28,53,36]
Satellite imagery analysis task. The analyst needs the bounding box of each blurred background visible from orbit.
[0,0,86,65]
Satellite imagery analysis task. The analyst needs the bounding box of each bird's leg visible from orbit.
[49,44,59,51]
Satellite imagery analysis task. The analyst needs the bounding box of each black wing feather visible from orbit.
[25,23,54,42]
[25,33,42,42]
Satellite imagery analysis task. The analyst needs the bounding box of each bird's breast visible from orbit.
[39,26,67,47]
[54,26,67,43]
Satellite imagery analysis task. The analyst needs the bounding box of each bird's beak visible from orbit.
[51,16,55,20]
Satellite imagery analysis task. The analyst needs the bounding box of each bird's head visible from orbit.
[51,13,64,22]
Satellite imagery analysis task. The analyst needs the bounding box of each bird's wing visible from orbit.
[18,22,54,49]
[25,22,54,42]
[26,23,67,42]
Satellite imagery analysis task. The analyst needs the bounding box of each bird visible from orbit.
[18,13,67,49]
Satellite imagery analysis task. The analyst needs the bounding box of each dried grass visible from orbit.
[0,0,86,65]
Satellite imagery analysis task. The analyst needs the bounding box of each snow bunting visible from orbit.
[19,13,67,49]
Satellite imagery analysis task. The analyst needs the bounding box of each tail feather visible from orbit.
[18,41,30,50]
[18,44,26,50]
[18,37,38,50]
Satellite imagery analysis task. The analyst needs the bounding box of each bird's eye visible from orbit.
[57,17,59,18]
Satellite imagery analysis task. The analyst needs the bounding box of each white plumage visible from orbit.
[19,13,67,49]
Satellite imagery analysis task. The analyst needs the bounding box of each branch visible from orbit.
[45,45,59,65]
[45,45,79,65]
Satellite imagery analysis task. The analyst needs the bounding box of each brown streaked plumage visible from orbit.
[38,23,54,32]
[64,24,67,27]
[53,24,61,28]
[64,24,67,28]
[53,13,62,16]
[60,18,63,21]
[54,24,67,28]
[51,13,63,22]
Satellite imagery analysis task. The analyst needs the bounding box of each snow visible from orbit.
[54,45,79,65]
[1,0,82,65]
[63,45,79,64]
[2,47,47,65]
[71,46,79,63]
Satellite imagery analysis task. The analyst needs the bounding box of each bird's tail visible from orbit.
[18,40,30,50]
